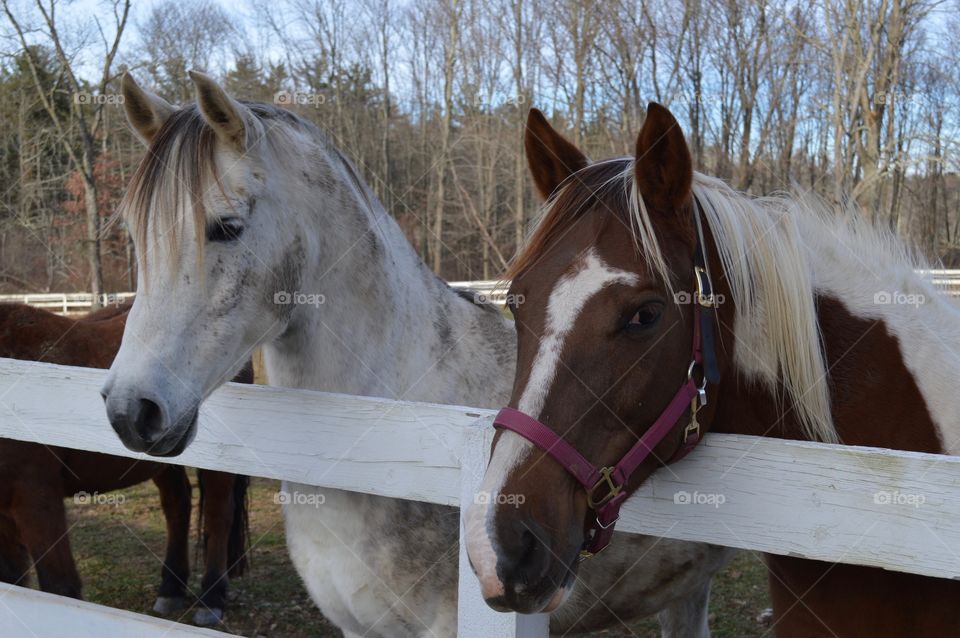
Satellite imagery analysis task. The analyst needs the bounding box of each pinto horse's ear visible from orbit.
[524,108,588,200]
[121,73,176,146]
[188,70,248,151]
[634,103,693,212]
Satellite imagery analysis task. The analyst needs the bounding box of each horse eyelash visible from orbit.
[206,218,245,242]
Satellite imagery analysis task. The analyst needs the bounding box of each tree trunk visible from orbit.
[432,0,459,274]
[81,149,103,307]
[512,0,526,257]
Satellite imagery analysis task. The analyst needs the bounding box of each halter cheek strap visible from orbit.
[493,197,719,559]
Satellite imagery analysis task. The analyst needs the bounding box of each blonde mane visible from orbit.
[685,173,837,443]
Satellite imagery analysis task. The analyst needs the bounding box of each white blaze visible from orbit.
[465,249,638,596]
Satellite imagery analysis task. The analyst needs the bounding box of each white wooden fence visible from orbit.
[0,292,136,315]
[4,271,960,314]
[2,357,960,637]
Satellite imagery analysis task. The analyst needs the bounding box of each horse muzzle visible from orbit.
[102,384,198,457]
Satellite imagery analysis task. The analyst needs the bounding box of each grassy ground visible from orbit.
[46,474,771,637]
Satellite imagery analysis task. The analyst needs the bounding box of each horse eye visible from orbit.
[625,302,663,331]
[206,218,244,242]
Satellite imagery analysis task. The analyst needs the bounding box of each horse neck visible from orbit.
[711,213,960,455]
[261,147,516,408]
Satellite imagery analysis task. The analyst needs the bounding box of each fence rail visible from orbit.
[0,583,233,638]
[4,271,960,315]
[2,358,960,635]
[0,292,135,315]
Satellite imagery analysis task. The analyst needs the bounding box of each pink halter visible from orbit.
[493,199,719,559]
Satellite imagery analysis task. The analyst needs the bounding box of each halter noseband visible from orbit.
[493,197,720,560]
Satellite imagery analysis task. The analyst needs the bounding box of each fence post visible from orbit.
[458,418,550,637]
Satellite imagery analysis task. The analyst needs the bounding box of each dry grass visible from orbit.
[37,474,772,637]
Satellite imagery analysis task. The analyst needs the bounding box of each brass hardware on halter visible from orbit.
[685,402,701,443]
[587,467,623,509]
[578,516,618,561]
[694,266,715,307]
[685,378,705,443]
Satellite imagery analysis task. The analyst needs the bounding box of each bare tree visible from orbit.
[3,0,131,306]
[140,0,239,102]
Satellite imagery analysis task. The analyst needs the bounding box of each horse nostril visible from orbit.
[508,525,550,586]
[133,398,164,442]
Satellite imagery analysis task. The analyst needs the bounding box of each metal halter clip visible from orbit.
[685,398,701,443]
[694,265,715,308]
[685,364,706,443]
[687,360,708,408]
[587,467,623,509]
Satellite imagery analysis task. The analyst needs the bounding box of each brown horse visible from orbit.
[465,104,960,637]
[0,301,250,626]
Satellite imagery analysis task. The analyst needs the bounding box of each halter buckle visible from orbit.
[587,467,623,509]
[694,266,715,307]
[686,389,703,443]
[684,417,701,443]
[687,361,709,408]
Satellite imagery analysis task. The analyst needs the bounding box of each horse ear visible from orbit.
[188,70,247,150]
[121,73,175,146]
[524,108,588,200]
[634,103,692,212]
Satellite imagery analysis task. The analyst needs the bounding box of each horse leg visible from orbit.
[152,465,192,614]
[656,579,713,638]
[10,482,82,598]
[192,470,238,626]
[0,514,29,586]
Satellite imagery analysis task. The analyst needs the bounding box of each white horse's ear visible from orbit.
[188,70,247,151]
[121,72,176,146]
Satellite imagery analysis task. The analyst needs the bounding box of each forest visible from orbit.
[1,0,958,299]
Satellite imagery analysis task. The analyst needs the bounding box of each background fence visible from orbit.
[1,358,960,636]
[4,271,960,315]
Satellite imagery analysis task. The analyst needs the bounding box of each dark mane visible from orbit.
[505,159,631,280]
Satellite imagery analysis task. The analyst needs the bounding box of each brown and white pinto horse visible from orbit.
[0,302,250,626]
[465,104,960,637]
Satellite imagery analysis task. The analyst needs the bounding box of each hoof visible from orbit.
[757,607,774,625]
[153,596,187,614]
[193,607,224,626]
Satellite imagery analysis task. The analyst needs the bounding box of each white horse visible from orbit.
[102,72,733,636]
